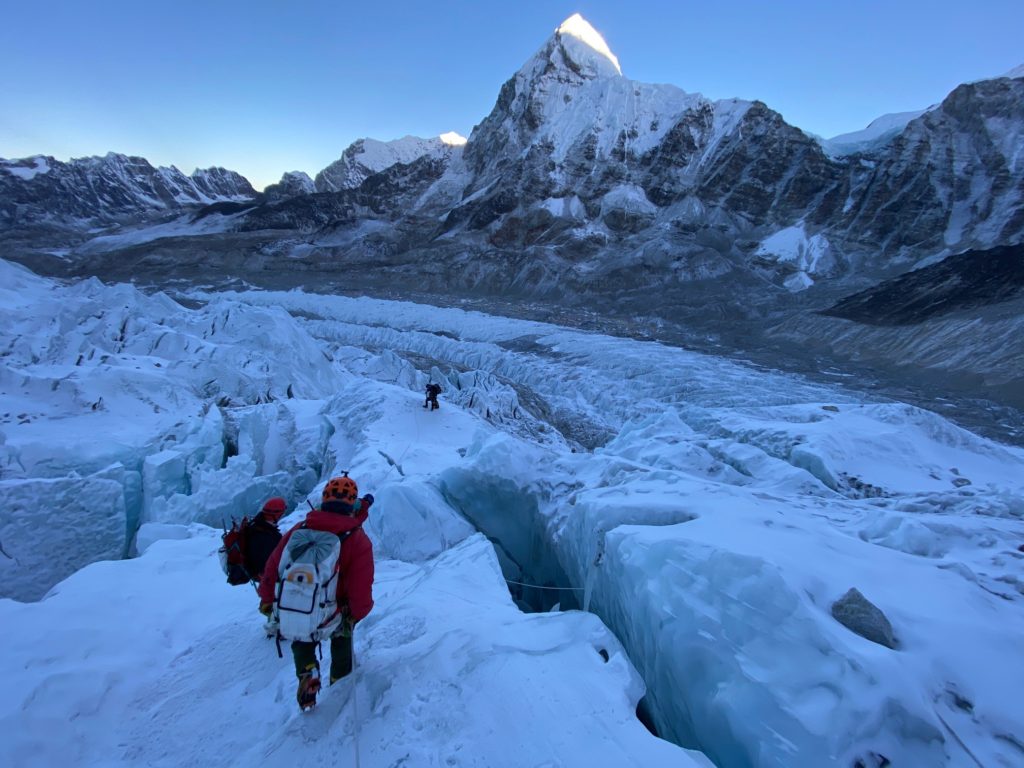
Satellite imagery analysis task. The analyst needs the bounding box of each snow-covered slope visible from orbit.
[821,109,929,156]
[4,258,1022,767]
[0,526,705,767]
[315,133,467,192]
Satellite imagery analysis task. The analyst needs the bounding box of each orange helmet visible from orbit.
[322,475,358,504]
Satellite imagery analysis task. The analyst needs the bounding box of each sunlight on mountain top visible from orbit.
[557,13,622,75]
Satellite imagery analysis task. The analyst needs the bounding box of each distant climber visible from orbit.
[424,381,442,410]
[258,474,375,711]
[218,496,287,587]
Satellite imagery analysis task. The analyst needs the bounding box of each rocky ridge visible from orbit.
[0,153,255,227]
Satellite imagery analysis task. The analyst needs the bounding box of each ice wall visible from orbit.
[0,261,346,599]
[1,466,129,601]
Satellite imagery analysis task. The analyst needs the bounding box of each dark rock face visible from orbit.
[240,153,453,233]
[823,243,1024,325]
[190,167,256,202]
[831,588,897,649]
[696,102,844,224]
[834,77,1024,268]
[262,171,315,202]
[0,153,254,228]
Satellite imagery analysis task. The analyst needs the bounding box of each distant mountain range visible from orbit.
[2,14,1021,412]
[0,153,254,226]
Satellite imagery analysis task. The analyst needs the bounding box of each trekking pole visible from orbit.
[351,628,362,768]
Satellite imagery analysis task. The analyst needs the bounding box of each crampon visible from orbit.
[297,673,321,711]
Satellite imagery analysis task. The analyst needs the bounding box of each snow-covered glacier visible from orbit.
[1,258,1022,767]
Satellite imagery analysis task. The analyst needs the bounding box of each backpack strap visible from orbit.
[316,529,358,630]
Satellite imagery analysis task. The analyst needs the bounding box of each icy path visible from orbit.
[0,528,704,767]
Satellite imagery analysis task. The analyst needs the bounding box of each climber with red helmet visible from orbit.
[242,496,287,583]
[218,496,288,589]
[258,474,375,709]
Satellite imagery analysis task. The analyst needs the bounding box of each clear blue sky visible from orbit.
[2,0,1021,190]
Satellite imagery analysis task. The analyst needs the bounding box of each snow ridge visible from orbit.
[315,134,467,192]
[822,109,929,156]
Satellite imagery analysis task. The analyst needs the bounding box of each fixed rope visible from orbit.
[504,578,585,592]
[351,630,362,768]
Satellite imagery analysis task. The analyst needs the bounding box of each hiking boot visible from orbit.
[297,671,321,711]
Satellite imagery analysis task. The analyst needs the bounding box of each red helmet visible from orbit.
[261,497,287,521]
[323,476,358,504]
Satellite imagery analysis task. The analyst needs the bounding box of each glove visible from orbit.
[363,493,374,507]
[258,602,273,617]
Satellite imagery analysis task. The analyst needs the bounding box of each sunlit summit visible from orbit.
[557,13,622,75]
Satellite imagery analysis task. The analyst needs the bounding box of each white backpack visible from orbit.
[273,526,353,643]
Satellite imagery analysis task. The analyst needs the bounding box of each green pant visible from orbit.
[292,632,353,684]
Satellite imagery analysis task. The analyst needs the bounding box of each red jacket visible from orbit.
[259,499,375,622]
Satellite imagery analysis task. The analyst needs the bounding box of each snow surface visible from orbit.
[821,111,927,156]
[0,527,705,767]
[356,136,463,170]
[2,259,1024,767]
[755,224,834,291]
[601,184,658,215]
[75,212,245,254]
[0,155,51,180]
[438,131,467,146]
[539,194,587,221]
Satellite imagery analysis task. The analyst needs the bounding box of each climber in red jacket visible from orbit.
[259,474,375,709]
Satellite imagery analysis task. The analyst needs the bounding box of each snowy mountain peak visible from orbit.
[1003,62,1024,79]
[554,14,622,77]
[440,131,468,146]
[262,170,315,200]
[315,134,466,192]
